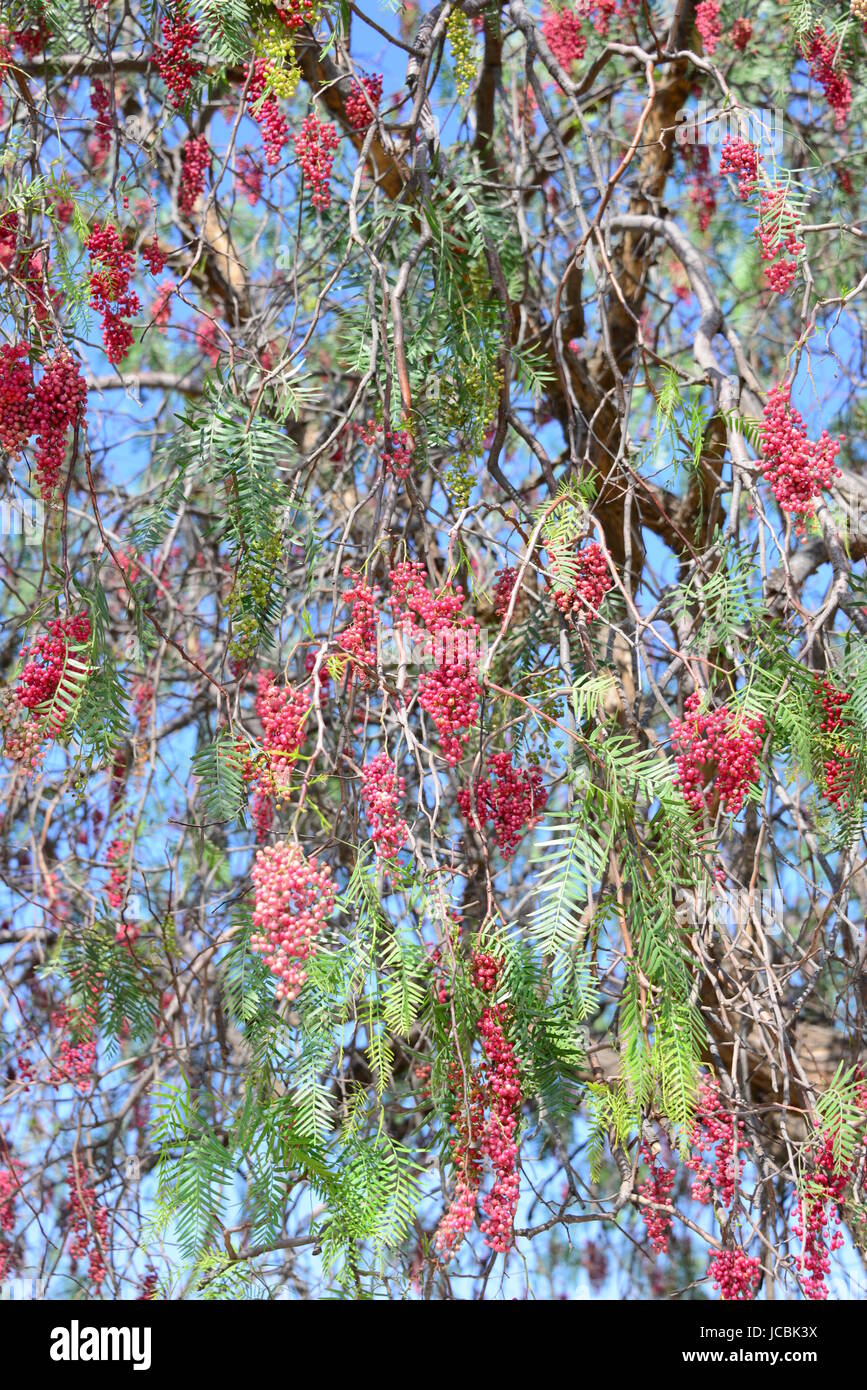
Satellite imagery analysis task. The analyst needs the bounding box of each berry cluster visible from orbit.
[730,17,752,49]
[0,1159,21,1280]
[802,28,852,130]
[247,59,291,166]
[105,837,130,910]
[670,693,765,818]
[250,842,336,1000]
[814,677,854,809]
[30,350,88,500]
[477,1003,522,1252]
[686,1076,745,1206]
[49,980,99,1093]
[548,542,610,624]
[194,315,221,366]
[694,0,721,53]
[382,429,412,480]
[447,9,477,97]
[492,565,517,620]
[141,238,167,275]
[154,9,202,109]
[459,751,548,861]
[67,1160,109,1289]
[639,1143,675,1254]
[345,73,382,131]
[178,135,210,217]
[719,136,760,200]
[792,1131,850,1299]
[235,152,263,206]
[757,187,804,295]
[759,383,843,528]
[17,611,91,737]
[89,79,113,169]
[0,342,34,457]
[293,113,339,211]
[338,569,378,686]
[150,279,173,331]
[437,959,522,1259]
[541,7,586,69]
[360,750,408,860]
[707,1247,761,1300]
[86,222,140,364]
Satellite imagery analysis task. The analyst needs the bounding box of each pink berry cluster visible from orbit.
[492,565,517,620]
[382,429,412,480]
[707,1247,761,1300]
[0,346,87,500]
[255,669,309,795]
[541,7,586,69]
[686,1076,745,1206]
[16,611,91,737]
[250,841,336,1000]
[89,79,113,169]
[730,17,752,49]
[153,8,202,109]
[670,693,765,818]
[437,954,522,1259]
[792,1131,850,1299]
[247,59,291,166]
[458,751,548,860]
[802,28,852,131]
[275,0,319,27]
[30,350,88,499]
[694,0,721,53]
[389,560,482,765]
[757,187,805,295]
[360,750,408,859]
[477,1002,522,1252]
[195,316,221,366]
[759,383,843,528]
[345,73,382,131]
[684,144,716,232]
[150,279,173,330]
[338,568,378,686]
[0,1158,22,1280]
[293,113,340,211]
[719,136,760,200]
[178,135,210,216]
[141,238,167,275]
[0,342,35,456]
[86,222,140,364]
[235,152,263,206]
[548,542,610,623]
[67,1160,109,1288]
[49,982,99,1093]
[638,1143,675,1254]
[814,677,854,809]
[105,837,130,910]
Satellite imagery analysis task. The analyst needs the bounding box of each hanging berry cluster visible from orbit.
[685,1075,745,1206]
[792,1130,852,1299]
[719,136,760,200]
[67,1160,109,1289]
[14,610,91,747]
[0,346,87,501]
[757,187,805,295]
[492,565,518,620]
[293,113,339,211]
[153,7,202,109]
[669,693,765,817]
[694,0,721,53]
[541,6,586,69]
[345,73,382,131]
[178,135,210,217]
[247,59,291,166]
[759,383,843,529]
[446,10,477,98]
[360,750,408,860]
[548,542,610,624]
[638,1143,675,1254]
[706,1247,761,1300]
[436,954,522,1259]
[458,751,548,861]
[250,842,336,1001]
[86,222,140,365]
[814,677,854,809]
[801,28,852,130]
